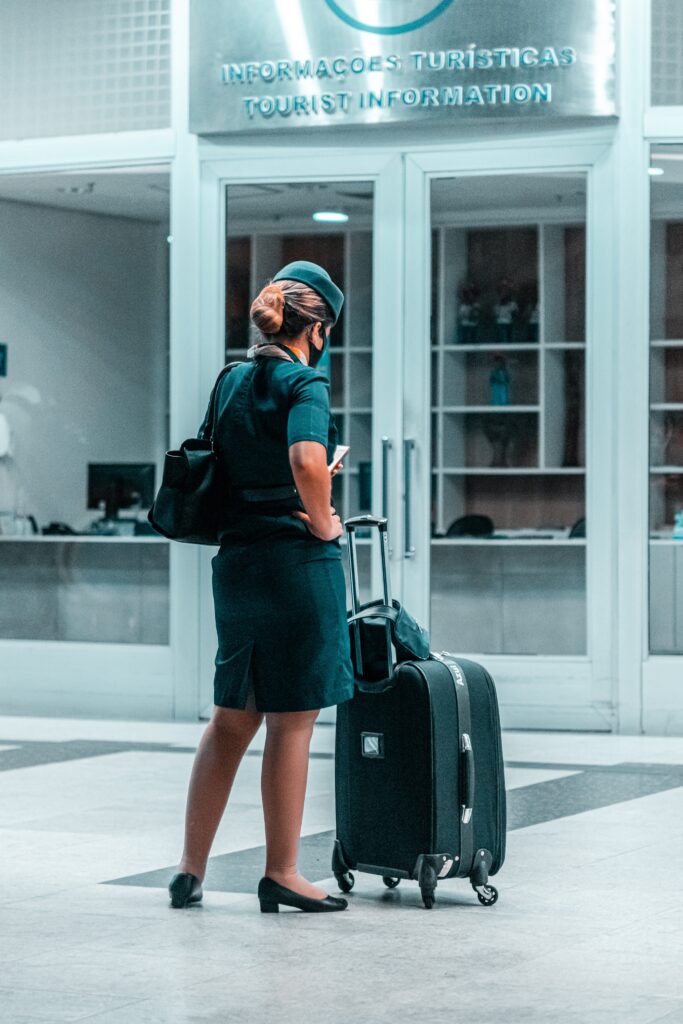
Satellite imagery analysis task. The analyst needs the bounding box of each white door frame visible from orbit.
[403,135,617,731]
[196,148,405,716]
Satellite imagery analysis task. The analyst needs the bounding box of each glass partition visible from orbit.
[649,145,683,653]
[0,166,170,643]
[224,181,375,527]
[429,173,587,655]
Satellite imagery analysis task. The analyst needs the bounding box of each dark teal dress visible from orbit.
[200,350,355,713]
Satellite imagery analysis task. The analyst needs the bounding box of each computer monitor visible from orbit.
[87,463,156,519]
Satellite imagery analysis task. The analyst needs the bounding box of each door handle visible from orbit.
[403,438,416,559]
[381,436,392,519]
[381,436,393,556]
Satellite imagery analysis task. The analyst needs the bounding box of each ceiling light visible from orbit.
[649,167,664,176]
[312,211,349,223]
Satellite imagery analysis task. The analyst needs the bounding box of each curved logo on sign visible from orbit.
[324,0,455,36]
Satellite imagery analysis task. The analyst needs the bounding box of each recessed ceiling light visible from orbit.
[649,167,664,176]
[312,211,349,223]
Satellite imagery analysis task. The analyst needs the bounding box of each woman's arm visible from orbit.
[289,441,342,541]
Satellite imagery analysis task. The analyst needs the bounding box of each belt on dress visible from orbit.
[237,484,300,502]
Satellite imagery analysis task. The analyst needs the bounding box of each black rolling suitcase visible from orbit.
[333,515,506,909]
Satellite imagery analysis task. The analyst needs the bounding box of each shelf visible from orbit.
[545,342,586,349]
[650,403,683,411]
[331,346,372,353]
[440,405,540,414]
[331,407,372,415]
[650,466,683,474]
[434,343,540,353]
[434,467,585,475]
[431,537,587,546]
[651,340,683,348]
[434,342,585,351]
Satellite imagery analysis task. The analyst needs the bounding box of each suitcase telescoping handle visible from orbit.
[344,515,392,616]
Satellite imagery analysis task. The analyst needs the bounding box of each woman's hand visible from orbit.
[292,506,343,541]
[330,461,344,478]
[289,440,343,541]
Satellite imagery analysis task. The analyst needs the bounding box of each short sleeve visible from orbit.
[287,372,330,448]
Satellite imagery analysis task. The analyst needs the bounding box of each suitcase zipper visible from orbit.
[440,654,506,873]
[431,652,474,828]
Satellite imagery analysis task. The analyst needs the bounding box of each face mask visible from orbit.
[308,326,329,369]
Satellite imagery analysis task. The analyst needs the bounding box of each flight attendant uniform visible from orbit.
[203,345,355,713]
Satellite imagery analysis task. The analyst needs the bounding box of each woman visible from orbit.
[168,260,355,914]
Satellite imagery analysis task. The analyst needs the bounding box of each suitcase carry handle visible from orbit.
[460,733,475,825]
[345,514,388,532]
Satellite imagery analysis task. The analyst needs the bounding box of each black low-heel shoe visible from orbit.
[258,876,348,914]
[168,872,203,908]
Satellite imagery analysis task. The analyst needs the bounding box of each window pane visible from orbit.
[0,166,170,643]
[429,174,587,656]
[649,145,683,653]
[225,181,374,524]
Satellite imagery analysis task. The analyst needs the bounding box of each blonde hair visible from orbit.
[250,278,334,342]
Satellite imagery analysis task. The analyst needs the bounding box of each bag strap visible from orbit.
[198,361,243,447]
[347,604,398,628]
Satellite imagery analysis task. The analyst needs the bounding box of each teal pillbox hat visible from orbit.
[272,260,344,324]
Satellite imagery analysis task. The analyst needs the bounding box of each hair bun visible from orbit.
[250,282,285,335]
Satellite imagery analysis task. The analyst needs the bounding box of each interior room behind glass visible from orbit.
[429,173,587,656]
[649,145,683,654]
[0,166,170,643]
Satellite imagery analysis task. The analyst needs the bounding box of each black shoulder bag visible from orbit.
[147,362,241,545]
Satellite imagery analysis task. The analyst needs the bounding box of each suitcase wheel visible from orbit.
[474,884,499,907]
[336,871,355,894]
[382,876,400,889]
[417,856,439,909]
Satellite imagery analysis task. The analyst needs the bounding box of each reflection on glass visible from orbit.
[649,145,683,653]
[225,181,374,522]
[429,173,587,656]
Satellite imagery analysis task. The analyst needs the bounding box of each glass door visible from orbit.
[649,144,683,654]
[427,173,588,657]
[223,181,375,526]
[197,147,612,725]
[197,153,403,717]
[403,144,616,728]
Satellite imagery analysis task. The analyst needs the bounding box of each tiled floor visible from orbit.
[1,714,682,1024]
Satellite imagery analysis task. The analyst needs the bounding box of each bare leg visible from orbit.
[261,708,328,900]
[178,704,264,880]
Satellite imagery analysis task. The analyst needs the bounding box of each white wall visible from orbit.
[0,199,169,530]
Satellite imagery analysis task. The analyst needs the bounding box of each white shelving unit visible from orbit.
[649,218,683,653]
[225,228,374,524]
[430,221,586,540]
[428,217,587,657]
